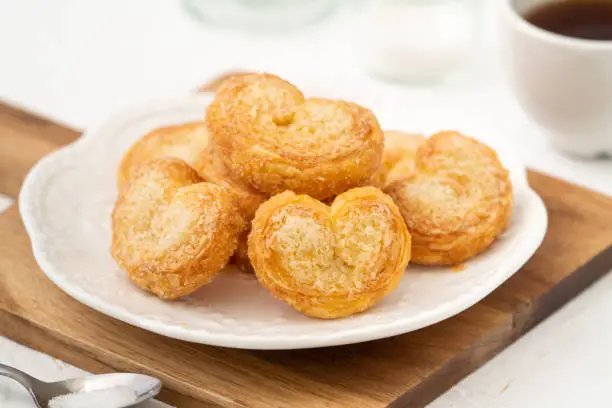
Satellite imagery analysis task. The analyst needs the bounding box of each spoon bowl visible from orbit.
[0,362,161,408]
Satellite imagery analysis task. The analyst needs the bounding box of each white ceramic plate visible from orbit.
[20,90,547,350]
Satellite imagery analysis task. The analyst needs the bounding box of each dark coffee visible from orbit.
[525,1,612,40]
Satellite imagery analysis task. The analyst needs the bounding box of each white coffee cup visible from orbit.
[501,0,612,157]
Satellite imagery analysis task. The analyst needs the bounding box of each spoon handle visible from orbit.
[0,363,40,408]
[0,363,45,408]
[0,363,44,407]
[0,362,36,388]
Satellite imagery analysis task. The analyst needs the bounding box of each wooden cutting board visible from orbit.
[1,77,612,408]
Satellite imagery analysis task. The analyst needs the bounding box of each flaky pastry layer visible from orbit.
[193,142,267,222]
[230,231,253,273]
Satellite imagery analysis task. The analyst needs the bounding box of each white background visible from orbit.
[1,1,611,407]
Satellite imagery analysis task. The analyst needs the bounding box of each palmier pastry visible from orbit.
[111,158,246,299]
[248,187,411,319]
[206,73,384,200]
[368,131,426,188]
[117,122,209,193]
[385,131,512,265]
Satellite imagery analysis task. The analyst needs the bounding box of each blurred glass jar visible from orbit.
[184,0,338,32]
[357,0,480,83]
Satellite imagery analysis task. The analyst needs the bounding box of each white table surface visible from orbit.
[1,1,611,407]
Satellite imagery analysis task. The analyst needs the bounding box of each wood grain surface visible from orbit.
[0,84,611,407]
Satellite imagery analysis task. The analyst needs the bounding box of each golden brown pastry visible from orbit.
[248,187,411,319]
[111,158,246,299]
[193,143,267,222]
[385,131,513,265]
[206,73,384,200]
[117,122,209,193]
[368,131,426,188]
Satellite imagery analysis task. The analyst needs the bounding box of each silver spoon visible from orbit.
[0,362,161,408]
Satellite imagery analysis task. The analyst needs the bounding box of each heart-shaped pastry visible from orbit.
[368,131,426,189]
[248,187,411,319]
[385,131,513,265]
[206,73,384,200]
[112,158,246,299]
